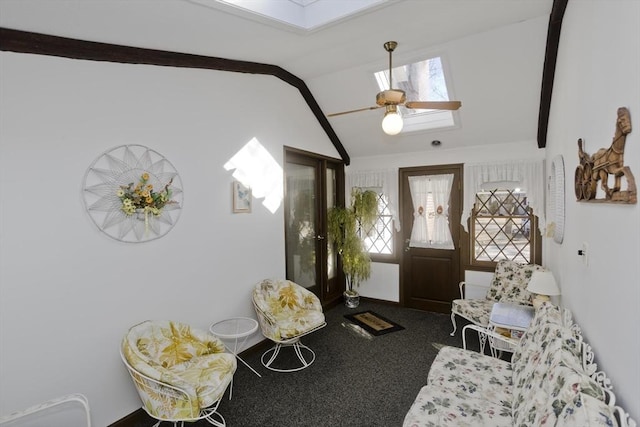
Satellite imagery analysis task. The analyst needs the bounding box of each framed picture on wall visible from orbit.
[232,181,252,213]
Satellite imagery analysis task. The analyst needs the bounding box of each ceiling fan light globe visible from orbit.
[382,112,403,135]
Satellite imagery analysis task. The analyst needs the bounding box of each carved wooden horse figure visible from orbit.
[589,107,632,199]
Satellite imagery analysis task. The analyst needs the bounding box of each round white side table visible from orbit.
[209,317,262,399]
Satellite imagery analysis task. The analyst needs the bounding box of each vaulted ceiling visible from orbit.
[0,0,555,159]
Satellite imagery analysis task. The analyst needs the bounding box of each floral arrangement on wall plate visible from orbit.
[82,145,183,243]
[118,172,175,217]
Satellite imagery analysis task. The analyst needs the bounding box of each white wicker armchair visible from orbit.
[252,279,326,372]
[120,320,237,427]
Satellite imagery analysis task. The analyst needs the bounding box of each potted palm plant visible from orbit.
[327,188,378,308]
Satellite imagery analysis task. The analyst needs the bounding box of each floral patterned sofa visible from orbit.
[121,320,237,426]
[404,302,636,427]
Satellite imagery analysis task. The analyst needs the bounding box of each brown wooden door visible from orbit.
[400,164,463,313]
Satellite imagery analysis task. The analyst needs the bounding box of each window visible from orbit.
[374,56,457,133]
[346,170,399,261]
[362,192,394,257]
[471,189,540,266]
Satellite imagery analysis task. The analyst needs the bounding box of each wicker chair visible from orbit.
[120,320,237,427]
[450,259,545,336]
[252,279,326,372]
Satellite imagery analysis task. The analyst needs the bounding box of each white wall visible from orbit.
[350,140,545,302]
[543,0,640,418]
[0,52,339,425]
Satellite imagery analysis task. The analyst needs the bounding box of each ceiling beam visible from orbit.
[0,27,350,165]
[537,0,569,148]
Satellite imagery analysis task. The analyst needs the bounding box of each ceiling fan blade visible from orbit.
[327,105,382,117]
[404,100,462,110]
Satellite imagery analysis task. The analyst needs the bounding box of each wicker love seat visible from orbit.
[404,302,636,427]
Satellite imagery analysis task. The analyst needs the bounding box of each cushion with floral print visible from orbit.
[511,303,588,389]
[122,320,237,420]
[402,384,513,427]
[253,279,325,341]
[485,259,545,305]
[427,346,513,407]
[511,357,606,426]
[511,302,564,385]
[450,299,494,327]
[555,392,617,427]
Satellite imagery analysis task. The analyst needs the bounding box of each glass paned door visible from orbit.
[285,162,317,291]
[285,149,344,305]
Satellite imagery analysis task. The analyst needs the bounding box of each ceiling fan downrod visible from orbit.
[384,41,397,89]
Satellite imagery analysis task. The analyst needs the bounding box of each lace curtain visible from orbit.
[462,160,545,233]
[346,169,400,231]
[408,174,455,249]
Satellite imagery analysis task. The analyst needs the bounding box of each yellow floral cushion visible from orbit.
[121,320,236,420]
[253,279,325,341]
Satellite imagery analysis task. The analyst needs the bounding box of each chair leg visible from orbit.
[204,411,226,427]
[202,402,226,427]
[261,340,316,372]
[450,312,457,336]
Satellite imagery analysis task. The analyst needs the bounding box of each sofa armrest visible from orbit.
[458,281,488,299]
[458,281,466,298]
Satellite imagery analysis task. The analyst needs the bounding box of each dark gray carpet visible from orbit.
[132,300,479,427]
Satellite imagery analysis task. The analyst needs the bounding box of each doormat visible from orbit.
[343,311,404,336]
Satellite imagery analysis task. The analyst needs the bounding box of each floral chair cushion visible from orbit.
[121,320,236,420]
[426,346,513,407]
[451,260,544,330]
[252,279,325,342]
[485,259,545,304]
[450,299,494,327]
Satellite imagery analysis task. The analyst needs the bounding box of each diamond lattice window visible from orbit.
[362,193,394,255]
[471,189,535,265]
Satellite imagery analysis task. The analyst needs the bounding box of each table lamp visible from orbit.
[526,271,560,308]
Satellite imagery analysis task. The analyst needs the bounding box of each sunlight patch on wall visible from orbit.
[224,137,283,213]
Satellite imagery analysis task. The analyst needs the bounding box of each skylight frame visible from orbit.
[190,0,391,33]
[374,52,460,134]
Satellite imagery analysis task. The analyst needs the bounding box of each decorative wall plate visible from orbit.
[550,155,565,244]
[82,145,183,243]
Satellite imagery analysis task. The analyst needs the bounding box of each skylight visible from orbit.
[374,56,458,133]
[190,0,389,33]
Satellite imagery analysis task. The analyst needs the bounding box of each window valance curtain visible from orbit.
[346,169,400,231]
[462,160,545,234]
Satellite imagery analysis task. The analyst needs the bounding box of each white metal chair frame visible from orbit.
[252,299,326,373]
[120,351,226,427]
[450,281,492,336]
[0,394,91,426]
[462,324,518,359]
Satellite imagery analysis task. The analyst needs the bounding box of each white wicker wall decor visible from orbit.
[82,145,183,243]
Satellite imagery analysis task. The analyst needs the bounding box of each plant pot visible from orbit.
[343,290,360,308]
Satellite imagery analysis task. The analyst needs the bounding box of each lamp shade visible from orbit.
[526,271,560,296]
[382,106,403,135]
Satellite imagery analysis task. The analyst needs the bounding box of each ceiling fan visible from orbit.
[328,41,462,135]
